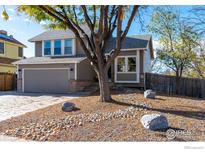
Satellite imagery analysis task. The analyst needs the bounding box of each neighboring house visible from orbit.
[0,30,26,73]
[13,27,153,93]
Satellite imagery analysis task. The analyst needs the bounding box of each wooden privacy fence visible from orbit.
[0,73,17,91]
[145,73,205,98]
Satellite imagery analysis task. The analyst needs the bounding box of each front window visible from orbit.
[0,42,4,54]
[44,41,51,55]
[64,39,72,55]
[117,56,137,73]
[18,47,23,57]
[54,40,61,55]
[128,57,136,72]
[117,57,126,72]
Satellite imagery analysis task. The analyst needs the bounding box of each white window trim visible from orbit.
[22,68,70,93]
[64,39,75,56]
[53,40,62,56]
[42,39,76,57]
[114,50,140,83]
[74,63,77,80]
[42,40,52,57]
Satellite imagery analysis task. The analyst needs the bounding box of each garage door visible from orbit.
[23,68,69,93]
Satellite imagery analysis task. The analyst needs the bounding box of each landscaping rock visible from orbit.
[62,102,75,112]
[140,114,168,130]
[144,90,156,99]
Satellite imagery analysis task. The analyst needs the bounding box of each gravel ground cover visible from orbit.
[0,88,205,141]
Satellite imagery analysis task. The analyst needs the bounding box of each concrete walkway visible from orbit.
[0,135,26,142]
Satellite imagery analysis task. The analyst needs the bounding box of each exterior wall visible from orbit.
[0,40,23,73]
[18,63,75,79]
[116,74,137,81]
[144,48,151,73]
[35,41,42,57]
[140,50,144,73]
[68,80,93,92]
[118,50,137,56]
[0,64,16,73]
[76,39,85,55]
[0,40,22,59]
[77,59,96,81]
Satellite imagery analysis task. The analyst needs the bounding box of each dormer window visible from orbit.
[44,40,51,55]
[0,42,4,54]
[64,39,72,55]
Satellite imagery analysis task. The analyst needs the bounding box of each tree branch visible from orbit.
[121,6,139,39]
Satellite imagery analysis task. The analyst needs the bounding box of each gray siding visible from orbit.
[140,50,144,74]
[77,59,96,80]
[118,50,137,56]
[35,41,42,57]
[18,63,75,80]
[76,39,85,55]
[116,74,137,81]
[24,69,69,93]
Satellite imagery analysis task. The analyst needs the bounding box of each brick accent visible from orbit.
[68,80,93,92]
[17,79,22,92]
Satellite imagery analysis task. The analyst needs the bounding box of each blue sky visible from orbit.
[0,5,196,58]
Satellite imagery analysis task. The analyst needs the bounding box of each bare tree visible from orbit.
[12,5,140,102]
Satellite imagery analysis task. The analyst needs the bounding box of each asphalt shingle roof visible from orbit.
[104,35,152,53]
[29,25,90,42]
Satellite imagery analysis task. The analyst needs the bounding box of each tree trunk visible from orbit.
[175,71,181,95]
[96,68,111,102]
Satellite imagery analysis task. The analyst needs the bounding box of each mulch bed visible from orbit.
[0,88,205,141]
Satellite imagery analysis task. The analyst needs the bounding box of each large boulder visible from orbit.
[62,102,75,112]
[144,90,156,99]
[140,114,168,130]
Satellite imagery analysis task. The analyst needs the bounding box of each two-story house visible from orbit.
[14,27,153,93]
[0,30,26,73]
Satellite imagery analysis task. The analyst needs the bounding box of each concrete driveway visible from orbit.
[0,91,80,122]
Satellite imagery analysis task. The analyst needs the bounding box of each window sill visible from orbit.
[116,72,137,74]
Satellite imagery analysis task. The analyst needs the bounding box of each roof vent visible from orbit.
[0,30,7,36]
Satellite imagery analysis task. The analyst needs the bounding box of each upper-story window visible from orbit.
[54,40,61,55]
[0,42,4,54]
[18,47,23,57]
[43,39,74,56]
[44,40,51,55]
[64,39,72,55]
